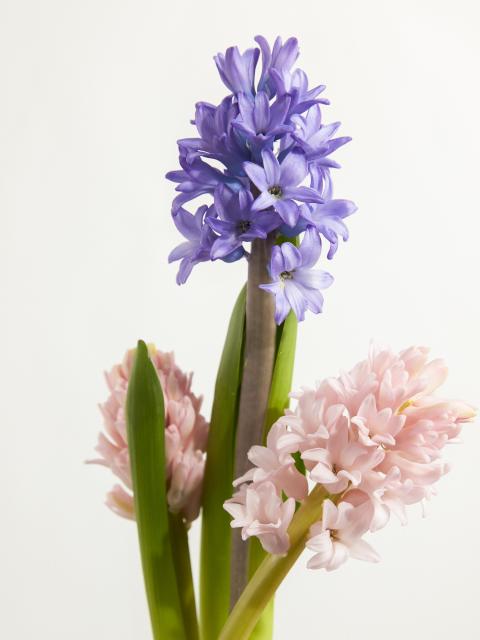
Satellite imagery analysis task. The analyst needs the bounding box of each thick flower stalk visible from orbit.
[225,345,475,571]
[89,345,209,523]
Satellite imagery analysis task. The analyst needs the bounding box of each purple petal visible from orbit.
[279,150,308,187]
[222,246,245,263]
[294,268,334,290]
[320,217,350,241]
[309,122,341,147]
[284,281,307,321]
[172,207,203,241]
[168,241,193,263]
[311,156,341,169]
[254,35,272,94]
[260,282,291,325]
[252,92,270,133]
[275,198,300,227]
[261,149,281,186]
[269,95,291,129]
[280,242,302,272]
[237,92,256,132]
[244,162,269,192]
[299,226,322,267]
[301,287,326,314]
[325,136,352,154]
[270,245,286,278]
[240,226,268,241]
[238,188,254,211]
[207,218,236,235]
[252,190,277,212]
[177,258,195,285]
[318,199,357,219]
[252,211,283,233]
[283,186,324,204]
[211,236,242,260]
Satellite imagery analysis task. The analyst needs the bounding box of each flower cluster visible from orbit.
[224,346,475,567]
[89,346,209,523]
[167,35,357,323]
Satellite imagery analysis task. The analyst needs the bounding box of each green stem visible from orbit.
[219,486,329,640]
[169,513,199,640]
[247,538,274,640]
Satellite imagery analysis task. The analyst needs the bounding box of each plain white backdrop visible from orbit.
[2,1,480,638]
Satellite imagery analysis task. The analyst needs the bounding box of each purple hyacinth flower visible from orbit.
[233,92,293,152]
[244,149,324,227]
[207,186,281,260]
[255,35,300,98]
[300,198,357,259]
[260,227,333,324]
[166,154,246,212]
[290,105,351,167]
[177,98,251,176]
[214,45,260,96]
[168,205,216,284]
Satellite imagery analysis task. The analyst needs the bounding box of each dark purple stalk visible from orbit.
[230,236,276,608]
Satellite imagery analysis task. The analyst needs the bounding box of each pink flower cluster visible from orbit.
[224,346,475,569]
[89,346,209,522]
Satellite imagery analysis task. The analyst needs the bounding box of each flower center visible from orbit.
[397,399,413,414]
[280,271,293,281]
[237,220,251,234]
[268,185,283,198]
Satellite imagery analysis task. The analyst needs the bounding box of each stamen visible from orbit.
[268,185,283,198]
[237,220,251,233]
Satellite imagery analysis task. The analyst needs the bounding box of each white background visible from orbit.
[2,1,480,638]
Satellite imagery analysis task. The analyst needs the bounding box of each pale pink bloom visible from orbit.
[225,344,475,567]
[89,345,208,522]
[105,484,135,520]
[279,391,338,451]
[233,422,308,501]
[324,346,447,418]
[302,415,385,494]
[352,394,406,447]
[345,467,421,530]
[307,499,380,571]
[224,481,295,555]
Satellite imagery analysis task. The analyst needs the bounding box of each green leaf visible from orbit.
[249,310,298,640]
[127,340,187,640]
[200,287,246,640]
[263,310,298,443]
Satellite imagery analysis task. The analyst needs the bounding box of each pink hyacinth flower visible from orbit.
[89,345,208,522]
[233,422,308,501]
[302,414,385,494]
[306,499,380,571]
[225,344,475,570]
[224,481,296,555]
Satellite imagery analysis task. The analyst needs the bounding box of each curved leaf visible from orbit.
[127,340,187,640]
[262,311,298,442]
[200,287,247,640]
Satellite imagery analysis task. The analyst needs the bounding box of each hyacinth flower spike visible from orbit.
[220,346,475,639]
